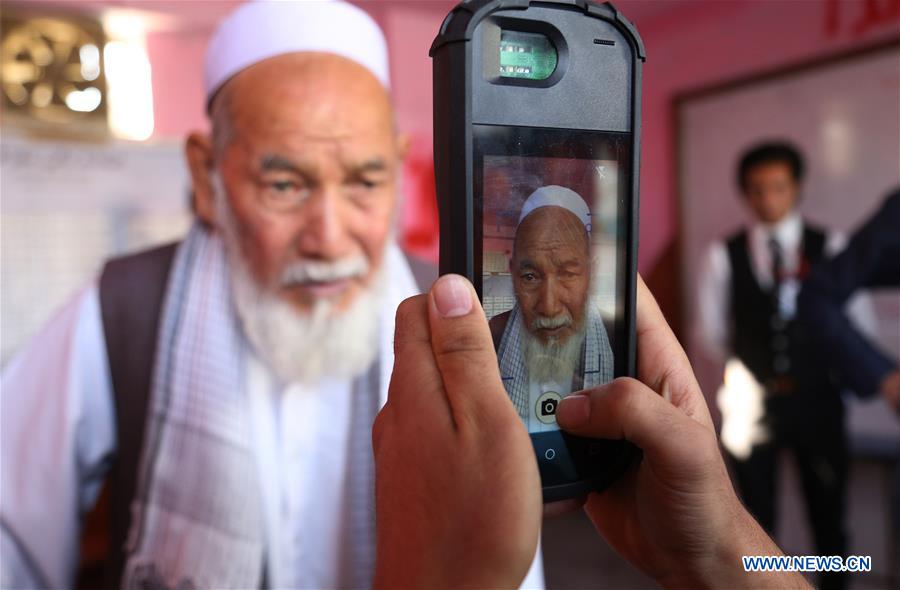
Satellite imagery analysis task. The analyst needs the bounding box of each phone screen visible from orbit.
[475,123,631,448]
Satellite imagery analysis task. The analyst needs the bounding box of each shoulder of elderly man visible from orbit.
[489,310,512,351]
[1,283,114,589]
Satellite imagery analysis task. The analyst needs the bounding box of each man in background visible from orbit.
[0,2,543,589]
[490,185,614,431]
[696,141,872,590]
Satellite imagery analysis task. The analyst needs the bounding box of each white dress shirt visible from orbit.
[1,261,546,589]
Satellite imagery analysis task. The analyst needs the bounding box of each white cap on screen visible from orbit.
[204,0,390,106]
[518,185,592,230]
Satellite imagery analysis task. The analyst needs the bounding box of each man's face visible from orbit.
[742,161,799,224]
[199,53,402,313]
[512,207,591,346]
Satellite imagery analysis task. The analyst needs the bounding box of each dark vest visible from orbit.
[97,242,179,589]
[726,224,833,396]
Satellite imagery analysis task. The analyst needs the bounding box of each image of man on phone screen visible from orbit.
[489,185,614,432]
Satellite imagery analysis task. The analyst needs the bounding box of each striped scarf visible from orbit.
[120,225,398,589]
[497,302,615,423]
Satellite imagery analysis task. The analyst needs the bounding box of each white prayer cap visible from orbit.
[204,0,390,106]
[518,185,591,230]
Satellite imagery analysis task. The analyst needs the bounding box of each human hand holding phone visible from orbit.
[556,276,809,589]
[373,274,810,589]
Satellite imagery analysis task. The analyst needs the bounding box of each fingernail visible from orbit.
[557,394,590,427]
[433,274,473,318]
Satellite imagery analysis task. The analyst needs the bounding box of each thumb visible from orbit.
[427,274,516,430]
[556,378,705,465]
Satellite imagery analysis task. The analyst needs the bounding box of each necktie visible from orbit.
[768,235,784,291]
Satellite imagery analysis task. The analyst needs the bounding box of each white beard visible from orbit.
[520,315,585,385]
[214,178,386,385]
[227,250,386,385]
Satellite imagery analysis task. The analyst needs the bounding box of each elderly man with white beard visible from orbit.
[489,186,615,432]
[1,2,544,590]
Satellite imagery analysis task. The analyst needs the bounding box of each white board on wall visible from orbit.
[0,132,193,365]
[678,43,900,444]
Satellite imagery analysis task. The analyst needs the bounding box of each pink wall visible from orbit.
[144,0,900,274]
[635,0,899,277]
[146,29,210,138]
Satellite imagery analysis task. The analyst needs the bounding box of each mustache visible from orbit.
[531,312,573,331]
[279,255,369,286]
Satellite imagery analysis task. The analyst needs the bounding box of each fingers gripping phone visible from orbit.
[431,0,644,502]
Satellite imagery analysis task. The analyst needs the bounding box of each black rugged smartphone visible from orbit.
[431,0,644,502]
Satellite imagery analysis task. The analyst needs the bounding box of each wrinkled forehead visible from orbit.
[514,207,590,256]
[217,53,396,146]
